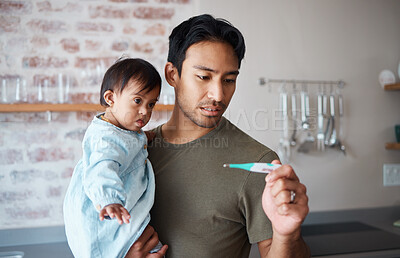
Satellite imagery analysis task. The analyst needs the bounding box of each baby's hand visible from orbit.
[99,204,131,225]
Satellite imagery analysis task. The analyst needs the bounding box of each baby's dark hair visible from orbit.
[100,57,161,107]
[168,14,245,76]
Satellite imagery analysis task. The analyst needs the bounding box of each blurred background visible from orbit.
[0,0,400,256]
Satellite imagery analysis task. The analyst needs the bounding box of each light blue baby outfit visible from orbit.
[64,114,160,258]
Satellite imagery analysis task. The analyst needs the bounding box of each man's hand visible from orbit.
[262,160,309,240]
[99,203,131,225]
[126,225,168,258]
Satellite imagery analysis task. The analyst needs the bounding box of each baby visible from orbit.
[64,58,164,257]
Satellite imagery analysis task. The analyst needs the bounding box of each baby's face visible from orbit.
[110,81,160,132]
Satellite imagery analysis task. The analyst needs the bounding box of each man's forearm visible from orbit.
[260,231,310,258]
[269,237,310,258]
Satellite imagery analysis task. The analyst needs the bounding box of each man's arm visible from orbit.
[258,160,310,257]
[257,233,310,257]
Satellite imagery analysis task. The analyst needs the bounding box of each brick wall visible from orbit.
[0,0,193,230]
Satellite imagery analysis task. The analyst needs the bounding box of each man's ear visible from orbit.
[164,62,179,88]
[103,90,114,106]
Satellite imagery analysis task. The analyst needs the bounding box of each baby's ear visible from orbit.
[103,90,114,106]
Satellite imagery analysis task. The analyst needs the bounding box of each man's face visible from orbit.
[173,41,239,129]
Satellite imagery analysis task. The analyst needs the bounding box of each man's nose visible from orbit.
[207,80,223,102]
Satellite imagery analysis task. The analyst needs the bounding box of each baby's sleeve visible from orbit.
[82,133,129,211]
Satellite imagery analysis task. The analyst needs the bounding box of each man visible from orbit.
[127,14,310,257]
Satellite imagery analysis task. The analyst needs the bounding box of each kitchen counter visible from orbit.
[249,206,400,258]
[1,206,400,258]
[0,226,72,258]
[300,206,400,257]
[0,242,72,258]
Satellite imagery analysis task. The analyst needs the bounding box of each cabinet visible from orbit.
[384,83,400,150]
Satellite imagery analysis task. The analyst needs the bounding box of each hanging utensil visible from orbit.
[328,94,338,147]
[290,83,298,146]
[278,86,291,162]
[337,93,346,155]
[298,84,315,153]
[317,93,325,151]
[300,89,309,130]
[324,86,332,146]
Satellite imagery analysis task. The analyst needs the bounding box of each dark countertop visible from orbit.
[303,205,400,234]
[302,206,400,257]
[302,221,400,257]
[1,206,400,258]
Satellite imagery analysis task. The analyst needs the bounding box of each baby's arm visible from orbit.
[99,203,131,225]
[83,134,131,220]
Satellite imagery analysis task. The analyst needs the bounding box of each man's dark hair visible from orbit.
[167,14,246,76]
[100,57,161,107]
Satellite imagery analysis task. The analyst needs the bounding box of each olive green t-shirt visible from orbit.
[148,117,279,258]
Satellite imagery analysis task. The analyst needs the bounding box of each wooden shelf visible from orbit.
[384,82,400,150]
[385,142,400,150]
[0,103,174,113]
[384,83,400,91]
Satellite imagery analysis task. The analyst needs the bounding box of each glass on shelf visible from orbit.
[65,74,71,103]
[15,78,28,103]
[33,73,72,104]
[37,80,43,102]
[43,78,57,103]
[57,73,72,103]
[80,60,106,87]
[159,77,175,105]
[1,77,28,104]
[1,78,7,103]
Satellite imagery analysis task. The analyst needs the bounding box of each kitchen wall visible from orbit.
[195,0,400,211]
[0,0,193,230]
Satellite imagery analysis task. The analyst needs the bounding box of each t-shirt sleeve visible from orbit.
[239,150,279,244]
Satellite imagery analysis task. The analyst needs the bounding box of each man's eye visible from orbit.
[197,75,209,80]
[224,79,236,84]
[134,98,141,104]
